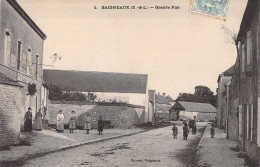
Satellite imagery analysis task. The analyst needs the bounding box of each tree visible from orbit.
[48,84,63,100]
[48,84,88,101]
[87,92,97,102]
[176,86,217,107]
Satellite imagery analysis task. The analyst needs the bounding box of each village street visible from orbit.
[20,125,204,167]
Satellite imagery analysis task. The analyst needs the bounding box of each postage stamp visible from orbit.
[190,0,229,20]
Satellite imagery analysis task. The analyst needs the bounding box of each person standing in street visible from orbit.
[35,109,43,131]
[56,110,65,132]
[172,124,178,139]
[210,124,215,138]
[183,122,189,140]
[97,116,104,135]
[69,111,76,133]
[24,107,33,132]
[192,116,197,134]
[84,113,92,134]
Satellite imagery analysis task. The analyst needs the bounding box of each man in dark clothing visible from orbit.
[192,116,197,134]
[210,124,215,138]
[98,116,104,135]
[172,124,178,139]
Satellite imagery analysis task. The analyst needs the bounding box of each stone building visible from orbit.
[148,91,175,121]
[216,65,234,129]
[154,93,173,120]
[0,0,46,147]
[169,101,216,121]
[226,57,240,141]
[230,0,260,162]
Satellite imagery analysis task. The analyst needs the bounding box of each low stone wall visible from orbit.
[46,101,145,129]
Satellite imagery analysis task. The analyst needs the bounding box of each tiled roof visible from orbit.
[166,95,175,102]
[174,101,216,113]
[155,103,171,113]
[43,69,148,94]
[0,72,23,87]
[155,94,169,104]
[223,65,234,75]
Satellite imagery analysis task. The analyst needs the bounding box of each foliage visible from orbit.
[48,84,91,101]
[221,25,237,45]
[176,85,217,107]
[108,97,128,104]
[87,92,97,102]
[28,83,37,95]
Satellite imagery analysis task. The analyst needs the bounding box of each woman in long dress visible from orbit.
[35,109,43,131]
[69,111,76,133]
[56,110,65,132]
[24,107,33,132]
[84,113,92,134]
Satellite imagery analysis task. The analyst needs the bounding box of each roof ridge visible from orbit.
[43,69,148,76]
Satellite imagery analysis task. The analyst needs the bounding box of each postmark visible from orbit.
[190,0,229,20]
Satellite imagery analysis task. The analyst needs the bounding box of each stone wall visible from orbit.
[0,84,21,147]
[216,75,232,129]
[46,101,145,129]
[227,55,240,141]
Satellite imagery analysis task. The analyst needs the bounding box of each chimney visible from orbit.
[163,93,166,97]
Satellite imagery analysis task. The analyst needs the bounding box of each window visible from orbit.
[242,44,246,73]
[251,105,253,142]
[35,55,39,78]
[4,31,11,66]
[21,52,27,72]
[17,41,22,70]
[247,105,249,140]
[27,49,32,75]
[246,31,252,65]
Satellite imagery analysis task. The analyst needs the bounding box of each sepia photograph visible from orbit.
[0,0,259,166]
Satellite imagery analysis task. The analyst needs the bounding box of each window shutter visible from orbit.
[251,104,253,142]
[242,44,246,72]
[247,31,252,65]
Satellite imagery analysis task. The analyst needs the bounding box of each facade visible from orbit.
[43,69,150,125]
[148,91,175,121]
[226,57,240,141]
[0,0,46,147]
[230,0,260,162]
[169,101,217,121]
[154,93,173,120]
[216,65,234,129]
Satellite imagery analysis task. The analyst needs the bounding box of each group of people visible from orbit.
[172,118,215,140]
[171,122,190,140]
[24,107,43,132]
[56,110,104,135]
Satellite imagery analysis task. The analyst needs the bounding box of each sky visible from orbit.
[17,0,248,99]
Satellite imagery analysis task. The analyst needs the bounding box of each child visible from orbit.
[210,124,215,138]
[69,111,76,133]
[183,122,189,140]
[172,124,178,139]
[84,113,92,134]
[97,116,104,135]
